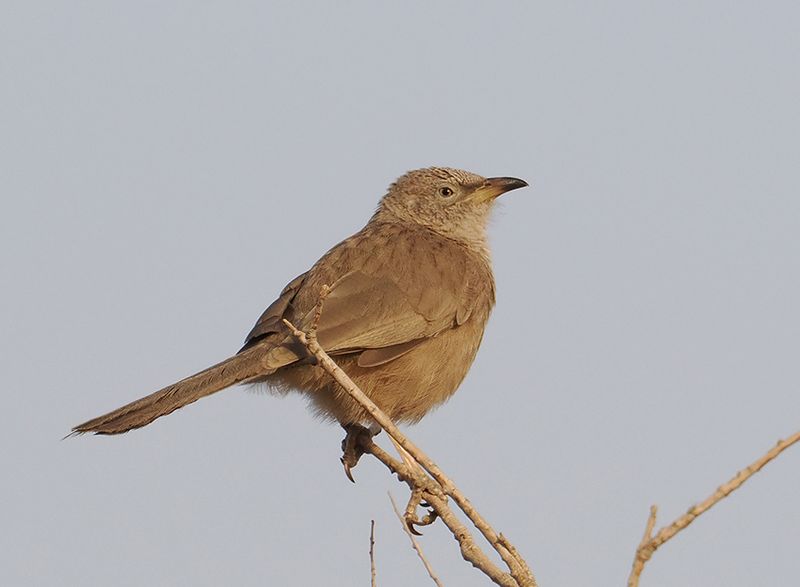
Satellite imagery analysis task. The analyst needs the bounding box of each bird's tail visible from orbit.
[71,346,266,435]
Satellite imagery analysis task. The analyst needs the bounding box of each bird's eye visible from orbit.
[438,186,454,197]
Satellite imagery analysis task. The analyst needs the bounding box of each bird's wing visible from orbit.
[315,269,445,352]
[356,339,425,367]
[309,238,493,359]
[326,255,492,366]
[241,226,494,369]
[242,272,308,346]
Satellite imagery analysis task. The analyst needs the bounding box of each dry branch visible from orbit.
[283,294,536,587]
[628,429,800,586]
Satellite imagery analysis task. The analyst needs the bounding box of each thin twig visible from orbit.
[628,429,800,587]
[389,492,444,587]
[309,284,330,335]
[370,519,377,587]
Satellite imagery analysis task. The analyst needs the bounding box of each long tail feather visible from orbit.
[71,346,265,435]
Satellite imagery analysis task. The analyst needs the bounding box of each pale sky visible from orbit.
[2,2,799,586]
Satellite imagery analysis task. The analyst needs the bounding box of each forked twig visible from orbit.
[628,430,800,586]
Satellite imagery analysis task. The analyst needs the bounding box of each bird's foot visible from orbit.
[404,488,439,535]
[340,424,378,482]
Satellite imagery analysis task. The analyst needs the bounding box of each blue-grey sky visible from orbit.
[2,2,799,586]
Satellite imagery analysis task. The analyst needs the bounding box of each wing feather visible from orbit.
[242,223,494,369]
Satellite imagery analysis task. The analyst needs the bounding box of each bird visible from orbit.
[72,167,528,460]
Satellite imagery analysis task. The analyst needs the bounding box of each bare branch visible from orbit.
[628,430,800,586]
[283,295,537,587]
[389,492,444,587]
[370,519,377,587]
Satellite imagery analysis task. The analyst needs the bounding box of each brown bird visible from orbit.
[72,167,528,453]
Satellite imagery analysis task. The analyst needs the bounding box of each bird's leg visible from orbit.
[340,423,376,482]
[404,487,439,536]
[340,423,438,533]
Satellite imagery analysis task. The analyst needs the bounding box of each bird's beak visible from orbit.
[471,177,529,203]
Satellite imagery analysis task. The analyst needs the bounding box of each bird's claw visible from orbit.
[404,488,438,535]
[404,505,438,536]
[340,456,356,483]
[340,424,373,482]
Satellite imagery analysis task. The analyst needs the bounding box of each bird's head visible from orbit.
[375,167,528,249]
